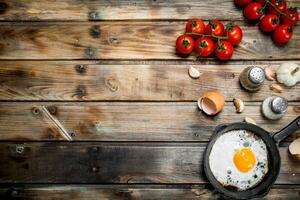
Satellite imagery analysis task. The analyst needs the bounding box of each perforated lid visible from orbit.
[271,96,288,114]
[248,67,265,84]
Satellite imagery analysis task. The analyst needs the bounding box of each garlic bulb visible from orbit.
[276,62,300,87]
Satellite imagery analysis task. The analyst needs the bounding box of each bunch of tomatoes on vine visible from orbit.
[176,19,243,61]
[235,0,298,44]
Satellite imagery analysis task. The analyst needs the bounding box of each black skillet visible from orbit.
[203,116,300,199]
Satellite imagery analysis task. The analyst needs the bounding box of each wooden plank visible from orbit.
[1,61,299,101]
[0,185,299,199]
[0,22,299,60]
[0,0,299,21]
[0,142,298,184]
[0,102,299,141]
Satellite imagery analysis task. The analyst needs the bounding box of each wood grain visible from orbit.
[1,61,299,101]
[0,0,298,21]
[0,22,299,60]
[0,185,299,200]
[0,142,298,184]
[0,102,299,141]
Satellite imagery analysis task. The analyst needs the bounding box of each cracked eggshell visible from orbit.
[197,91,225,115]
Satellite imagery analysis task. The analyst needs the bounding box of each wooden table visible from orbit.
[0,0,299,199]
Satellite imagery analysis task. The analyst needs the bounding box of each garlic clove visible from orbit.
[233,98,245,113]
[264,66,276,81]
[244,117,257,125]
[270,83,283,93]
[188,66,201,79]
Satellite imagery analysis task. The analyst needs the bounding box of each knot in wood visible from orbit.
[88,11,99,20]
[75,64,87,74]
[76,85,87,98]
[89,25,101,38]
[31,107,40,115]
[16,145,24,154]
[84,47,95,58]
[46,105,57,115]
[105,76,119,92]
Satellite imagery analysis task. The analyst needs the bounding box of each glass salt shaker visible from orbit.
[239,66,265,92]
[261,96,288,120]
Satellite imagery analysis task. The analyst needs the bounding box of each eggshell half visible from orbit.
[198,91,225,115]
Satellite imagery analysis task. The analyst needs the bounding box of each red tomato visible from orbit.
[272,25,293,45]
[267,0,287,15]
[176,35,195,54]
[185,18,205,35]
[281,7,299,27]
[195,37,215,57]
[259,14,280,32]
[234,0,252,7]
[205,20,225,37]
[256,0,266,4]
[224,23,243,46]
[243,2,264,20]
[215,41,234,61]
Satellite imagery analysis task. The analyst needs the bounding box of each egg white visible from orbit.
[209,130,268,191]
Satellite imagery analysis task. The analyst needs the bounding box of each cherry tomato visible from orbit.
[234,0,252,7]
[267,0,287,15]
[176,35,195,54]
[281,7,299,27]
[185,18,205,35]
[205,20,225,38]
[259,14,280,32]
[256,0,266,4]
[224,23,243,46]
[243,2,264,20]
[214,41,234,61]
[195,37,215,57]
[272,25,293,45]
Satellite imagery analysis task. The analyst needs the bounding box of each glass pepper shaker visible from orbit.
[261,96,288,120]
[239,66,265,92]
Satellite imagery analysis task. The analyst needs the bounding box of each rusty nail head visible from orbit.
[92,167,98,172]
[85,47,95,57]
[11,190,18,197]
[75,64,87,73]
[16,145,24,154]
[92,146,99,151]
[89,11,98,20]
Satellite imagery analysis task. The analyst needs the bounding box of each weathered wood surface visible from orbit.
[0,142,298,184]
[1,61,299,101]
[0,102,299,141]
[0,0,299,21]
[0,185,299,200]
[0,22,299,60]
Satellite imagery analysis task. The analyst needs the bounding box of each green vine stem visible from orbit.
[264,0,292,19]
[185,32,228,40]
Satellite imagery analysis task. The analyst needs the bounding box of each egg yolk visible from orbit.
[233,148,256,173]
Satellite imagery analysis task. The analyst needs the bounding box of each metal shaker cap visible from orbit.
[248,67,265,84]
[271,96,288,114]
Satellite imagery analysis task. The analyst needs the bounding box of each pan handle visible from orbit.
[272,116,300,143]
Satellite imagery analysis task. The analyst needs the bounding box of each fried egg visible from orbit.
[209,130,268,191]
